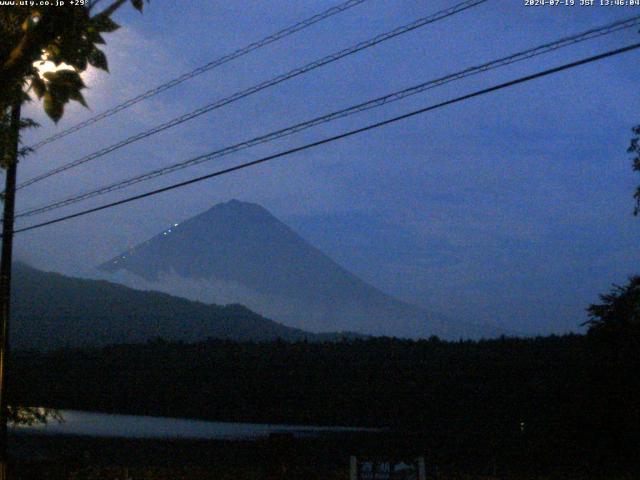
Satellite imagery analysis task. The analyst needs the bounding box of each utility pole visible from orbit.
[0,96,22,480]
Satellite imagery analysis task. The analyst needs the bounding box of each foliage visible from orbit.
[6,405,61,426]
[0,112,39,172]
[10,335,600,473]
[584,276,640,337]
[0,0,149,124]
[630,125,640,215]
[7,314,639,474]
[582,277,640,470]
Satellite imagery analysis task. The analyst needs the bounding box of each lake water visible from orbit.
[11,409,372,440]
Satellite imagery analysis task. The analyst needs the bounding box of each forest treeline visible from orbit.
[8,332,640,474]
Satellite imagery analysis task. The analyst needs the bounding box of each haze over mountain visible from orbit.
[98,200,496,339]
[11,262,333,351]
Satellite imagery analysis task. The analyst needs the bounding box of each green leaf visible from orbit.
[86,27,106,44]
[55,69,85,89]
[43,92,64,123]
[72,56,88,72]
[69,89,88,108]
[45,44,62,62]
[88,48,108,71]
[31,76,46,99]
[93,14,120,33]
[48,82,71,105]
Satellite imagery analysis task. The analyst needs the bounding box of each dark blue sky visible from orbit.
[12,0,640,335]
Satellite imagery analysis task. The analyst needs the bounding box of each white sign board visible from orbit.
[350,456,426,480]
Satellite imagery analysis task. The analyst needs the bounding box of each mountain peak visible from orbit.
[208,199,267,213]
[193,199,277,224]
[96,200,483,338]
[223,199,256,208]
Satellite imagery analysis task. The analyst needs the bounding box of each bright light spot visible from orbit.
[32,54,97,86]
[34,60,75,79]
[174,223,179,227]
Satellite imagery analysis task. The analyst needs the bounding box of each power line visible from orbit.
[15,15,640,220]
[11,42,640,236]
[16,0,488,191]
[26,0,369,151]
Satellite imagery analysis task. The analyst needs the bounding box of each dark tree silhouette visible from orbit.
[582,277,640,469]
[584,276,640,337]
[630,125,640,215]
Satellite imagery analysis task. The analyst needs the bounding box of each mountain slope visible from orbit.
[98,200,487,339]
[11,263,323,351]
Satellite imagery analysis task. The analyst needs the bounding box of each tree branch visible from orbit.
[0,16,54,110]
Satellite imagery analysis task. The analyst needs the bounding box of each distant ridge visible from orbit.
[99,200,493,339]
[11,262,359,351]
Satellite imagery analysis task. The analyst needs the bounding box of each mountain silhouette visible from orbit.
[98,200,492,339]
[11,262,347,351]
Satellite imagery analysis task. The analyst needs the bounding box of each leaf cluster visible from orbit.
[629,124,640,215]
[584,276,640,336]
[6,405,62,426]
[0,103,39,170]
[0,0,149,122]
